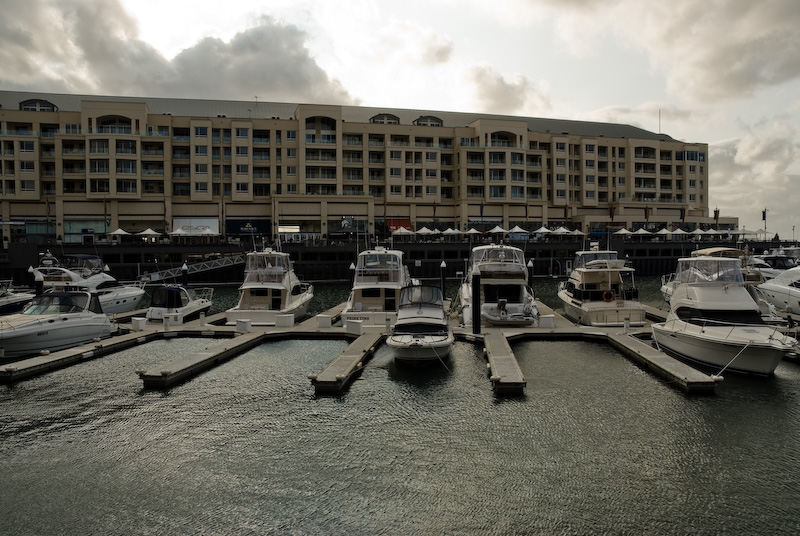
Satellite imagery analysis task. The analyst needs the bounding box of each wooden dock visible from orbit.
[309,331,384,395]
[482,331,526,395]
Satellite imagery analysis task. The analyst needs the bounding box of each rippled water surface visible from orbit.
[2,277,800,535]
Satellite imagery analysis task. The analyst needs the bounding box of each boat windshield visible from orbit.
[399,286,443,307]
[246,253,288,272]
[673,258,743,284]
[358,253,400,269]
[473,247,523,265]
[24,293,88,314]
[573,251,617,269]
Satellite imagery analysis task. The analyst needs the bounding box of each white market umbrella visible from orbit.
[392,226,414,235]
[552,226,571,234]
[465,228,483,235]
[655,228,672,235]
[614,228,633,235]
[533,226,551,234]
[508,225,529,234]
[169,228,189,235]
[200,228,219,236]
[416,226,435,235]
[671,228,688,235]
[571,229,586,236]
[690,228,706,236]
[108,227,130,236]
[488,225,508,234]
[633,228,652,235]
[442,227,462,235]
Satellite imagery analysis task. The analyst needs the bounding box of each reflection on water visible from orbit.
[1,278,800,535]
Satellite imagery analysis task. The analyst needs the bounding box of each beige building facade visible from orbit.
[0,91,733,245]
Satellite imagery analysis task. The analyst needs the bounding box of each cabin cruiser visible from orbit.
[459,243,538,327]
[0,290,113,359]
[756,266,800,315]
[225,248,313,325]
[33,252,145,315]
[341,247,416,327]
[651,256,797,375]
[0,281,35,316]
[558,250,645,327]
[145,284,213,324]
[749,253,796,280]
[386,285,454,363]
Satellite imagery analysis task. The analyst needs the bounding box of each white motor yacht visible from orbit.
[386,285,454,363]
[0,280,35,316]
[145,284,213,324]
[651,256,797,376]
[459,243,538,327]
[33,252,145,315]
[0,290,113,359]
[558,249,645,327]
[756,266,800,315]
[341,247,415,327]
[225,247,313,325]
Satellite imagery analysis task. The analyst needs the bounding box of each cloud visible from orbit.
[467,65,552,115]
[710,120,800,234]
[0,0,355,104]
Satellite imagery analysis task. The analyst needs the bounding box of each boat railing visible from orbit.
[665,316,789,342]
[355,268,403,283]
[190,287,215,301]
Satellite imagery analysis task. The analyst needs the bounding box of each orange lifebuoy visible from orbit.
[602,290,615,302]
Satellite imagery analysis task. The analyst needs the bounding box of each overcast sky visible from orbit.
[2,0,799,239]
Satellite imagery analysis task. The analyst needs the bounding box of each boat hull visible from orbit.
[651,321,791,375]
[0,313,113,358]
[558,290,646,327]
[225,296,311,326]
[97,287,146,315]
[386,333,454,362]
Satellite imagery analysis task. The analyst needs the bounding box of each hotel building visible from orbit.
[0,90,732,245]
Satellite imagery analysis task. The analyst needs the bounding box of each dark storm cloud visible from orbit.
[0,0,355,104]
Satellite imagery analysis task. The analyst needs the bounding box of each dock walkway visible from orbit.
[483,331,526,395]
[309,331,384,395]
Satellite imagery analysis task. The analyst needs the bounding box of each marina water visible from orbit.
[2,278,800,535]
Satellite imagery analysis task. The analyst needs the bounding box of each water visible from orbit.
[2,277,800,535]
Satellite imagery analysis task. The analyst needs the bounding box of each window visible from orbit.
[90,159,109,173]
[194,182,208,192]
[195,164,208,174]
[287,166,297,176]
[489,185,505,198]
[236,146,249,156]
[286,148,296,158]
[90,179,109,193]
[426,152,437,161]
[116,179,137,193]
[586,175,595,184]
[173,183,190,196]
[689,194,696,202]
[426,169,437,179]
[235,182,249,193]
[90,140,109,154]
[21,180,35,192]
[390,185,401,195]
[20,161,35,172]
[585,191,595,199]
[426,186,437,195]
[116,160,137,174]
[194,127,208,137]
[511,186,524,199]
[286,130,297,140]
[585,144,595,153]
[556,189,566,198]
[390,168,401,178]
[20,141,34,152]
[390,151,401,160]
[556,158,566,167]
[556,173,566,182]
[586,160,595,168]
[556,142,566,151]
[195,146,208,156]
[236,128,249,138]
[65,123,81,134]
[618,177,626,185]
[460,137,476,147]
[236,164,249,175]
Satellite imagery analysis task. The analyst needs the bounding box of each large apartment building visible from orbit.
[0,90,731,245]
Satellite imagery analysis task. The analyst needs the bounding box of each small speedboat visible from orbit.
[145,284,213,323]
[0,291,113,359]
[757,266,800,315]
[386,285,454,363]
[652,256,798,376]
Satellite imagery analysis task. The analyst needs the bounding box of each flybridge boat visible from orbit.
[145,284,213,324]
[33,252,145,315]
[0,291,113,359]
[341,247,416,327]
[558,249,645,327]
[386,285,454,363]
[225,247,313,325]
[651,256,798,376]
[459,243,538,327]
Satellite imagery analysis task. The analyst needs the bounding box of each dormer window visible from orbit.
[371,113,399,125]
[414,116,442,127]
[20,99,57,112]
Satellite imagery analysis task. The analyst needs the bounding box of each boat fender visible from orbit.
[603,290,615,302]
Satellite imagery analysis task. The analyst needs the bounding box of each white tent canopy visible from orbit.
[552,226,571,234]
[136,228,161,236]
[108,228,130,236]
[655,228,672,235]
[488,225,508,234]
[633,228,653,235]
[416,226,435,235]
[671,228,688,235]
[571,229,586,236]
[533,226,551,234]
[508,225,529,234]
[392,226,414,235]
[169,228,189,236]
[442,227,462,235]
[614,228,633,235]
[465,228,482,235]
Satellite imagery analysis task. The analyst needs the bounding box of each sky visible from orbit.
[2,0,799,240]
